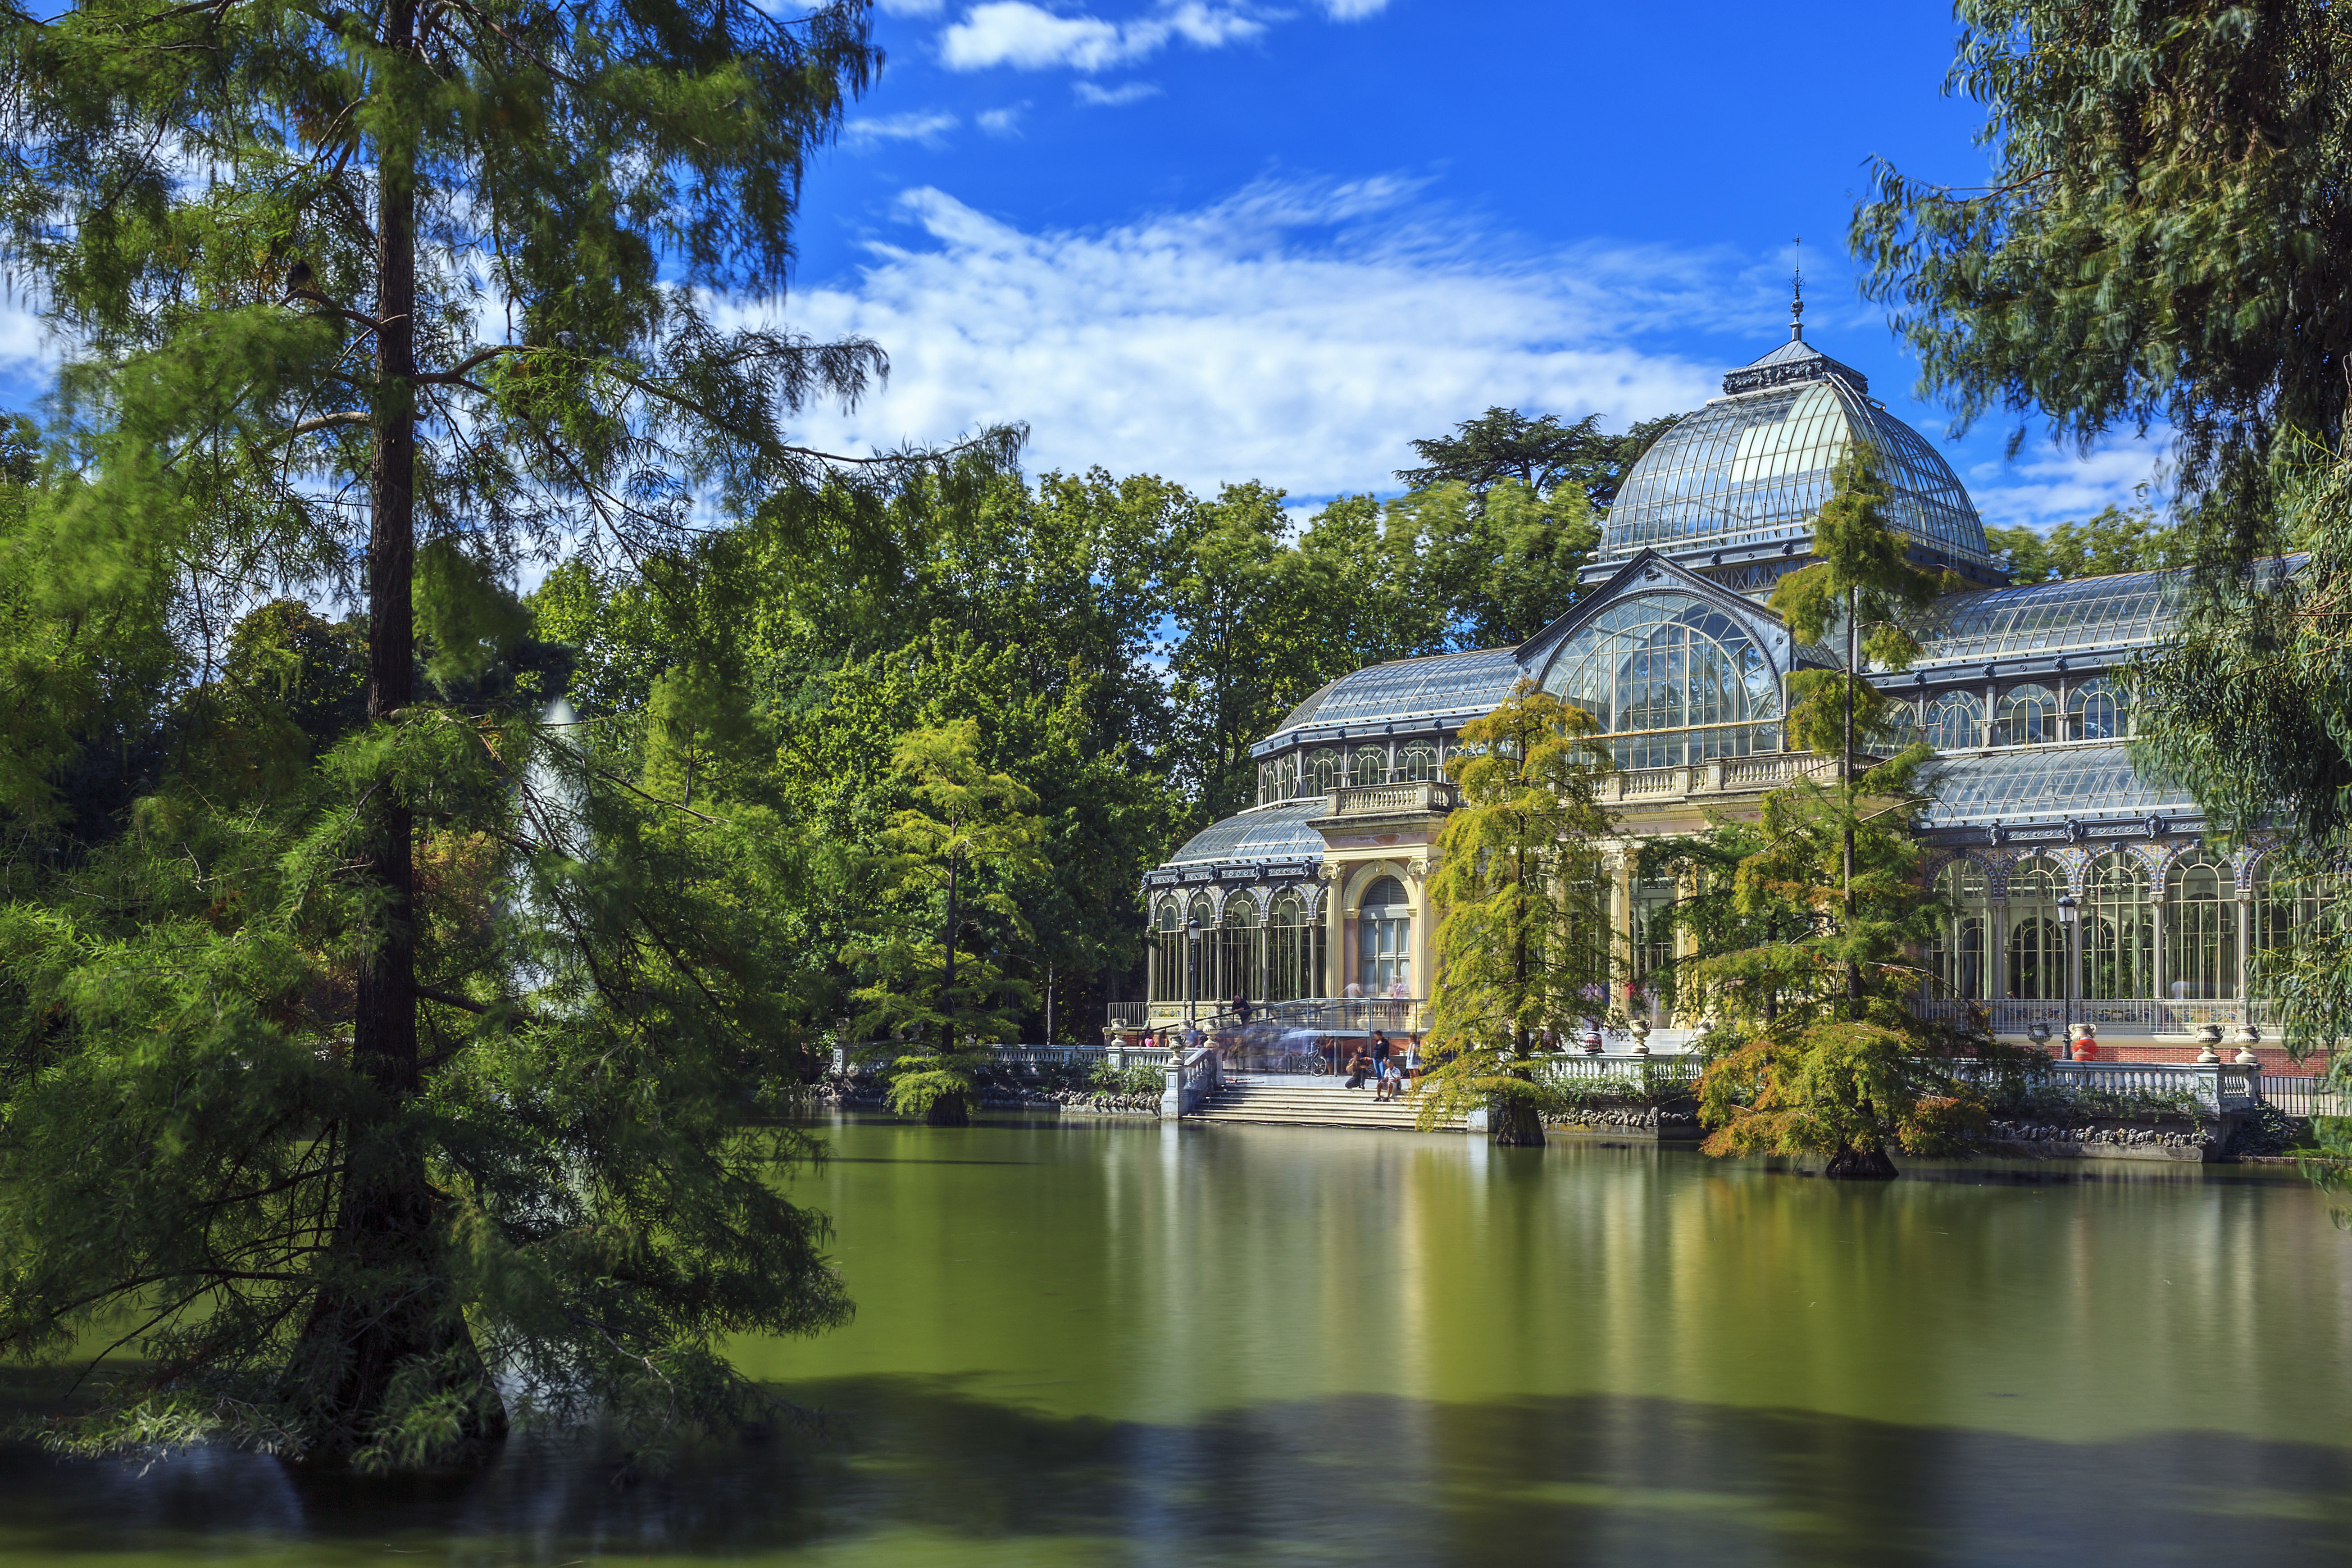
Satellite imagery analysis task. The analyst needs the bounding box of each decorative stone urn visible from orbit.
[2234,1024,2263,1068]
[2196,1023,2224,1065]
[1629,1017,1651,1058]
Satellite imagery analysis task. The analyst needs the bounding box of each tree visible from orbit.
[0,0,918,1466]
[1416,682,1616,1147]
[1985,504,2183,584]
[1679,757,2010,1179]
[1853,0,2352,558]
[1769,443,1955,1019]
[1397,407,1680,508]
[1383,479,1601,649]
[846,720,1047,1127]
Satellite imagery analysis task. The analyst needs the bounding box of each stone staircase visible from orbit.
[1187,1077,1470,1132]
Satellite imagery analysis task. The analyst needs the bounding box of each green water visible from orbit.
[4,1116,2351,1565]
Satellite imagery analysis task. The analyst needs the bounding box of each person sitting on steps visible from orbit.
[1343,1046,1374,1090]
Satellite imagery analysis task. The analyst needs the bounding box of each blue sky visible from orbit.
[0,0,2162,534]
[760,0,2161,533]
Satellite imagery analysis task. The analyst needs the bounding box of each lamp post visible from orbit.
[2056,892,2080,1057]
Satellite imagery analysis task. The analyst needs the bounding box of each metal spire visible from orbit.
[1791,237,1804,341]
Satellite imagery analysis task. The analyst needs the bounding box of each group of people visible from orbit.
[1342,1031,1415,1101]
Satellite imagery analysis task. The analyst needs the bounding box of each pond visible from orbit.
[4,1116,2351,1565]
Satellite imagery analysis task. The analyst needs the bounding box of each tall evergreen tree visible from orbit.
[1417,682,1616,1148]
[0,0,964,1467]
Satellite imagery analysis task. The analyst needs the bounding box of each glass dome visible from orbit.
[1601,336,1993,571]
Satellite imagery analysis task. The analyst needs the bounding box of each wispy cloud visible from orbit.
[1319,0,1388,15]
[1967,440,2169,533]
[940,1,1264,73]
[1074,80,1162,106]
[736,177,1744,500]
[841,109,962,148]
[976,103,1031,135]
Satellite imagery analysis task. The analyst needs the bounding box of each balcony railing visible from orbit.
[1918,997,2279,1039]
[1324,780,1458,818]
[1609,752,1844,803]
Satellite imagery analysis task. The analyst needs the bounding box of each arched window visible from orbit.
[1266,889,1323,1001]
[1401,745,1439,782]
[1923,691,1984,751]
[1881,699,1921,750]
[1217,892,1260,1007]
[2006,856,2066,1000]
[1356,874,1412,995]
[1149,898,1187,1002]
[1930,860,1989,1000]
[1256,759,1274,806]
[2068,677,2129,741]
[2165,856,2238,1001]
[1995,684,2058,747]
[1350,745,1390,787]
[1541,592,1781,769]
[1305,749,1342,793]
[2081,852,2155,1000]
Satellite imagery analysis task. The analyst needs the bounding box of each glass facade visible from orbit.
[2081,853,2155,1001]
[1920,744,2199,828]
[1356,875,1411,995]
[1542,592,1781,768]
[2164,857,2238,1000]
[1273,647,1526,736]
[1602,373,1990,568]
[1913,572,2180,664]
[1930,861,1989,999]
[2006,856,2067,1000]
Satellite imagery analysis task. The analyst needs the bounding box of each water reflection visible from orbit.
[1,1117,2348,1566]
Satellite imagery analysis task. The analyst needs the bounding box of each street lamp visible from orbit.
[1186,916,1202,1027]
[2055,892,2079,1053]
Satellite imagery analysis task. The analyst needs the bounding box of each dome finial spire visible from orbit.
[1790,236,1804,341]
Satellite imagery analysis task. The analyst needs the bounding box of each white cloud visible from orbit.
[940,1,1264,73]
[976,103,1031,135]
[1965,439,2168,533]
[841,109,961,148]
[878,0,947,12]
[1320,0,1388,14]
[737,177,1737,500]
[1074,80,1162,106]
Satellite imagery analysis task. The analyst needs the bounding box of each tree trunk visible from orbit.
[1489,1094,1546,1147]
[288,0,503,1459]
[1844,584,1861,1023]
[1823,1143,1898,1180]
[924,1090,971,1127]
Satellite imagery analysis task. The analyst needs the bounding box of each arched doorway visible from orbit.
[1356,874,1411,996]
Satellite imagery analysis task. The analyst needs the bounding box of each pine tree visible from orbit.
[0,0,981,1468]
[1417,682,1616,1147]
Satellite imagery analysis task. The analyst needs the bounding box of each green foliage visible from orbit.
[1382,480,1602,649]
[846,720,1048,1125]
[1984,504,2183,584]
[1854,0,2352,557]
[1397,405,1680,507]
[2135,451,2352,1063]
[0,0,909,1469]
[1417,682,1618,1145]
[1088,1058,1166,1099]
[1665,756,2030,1175]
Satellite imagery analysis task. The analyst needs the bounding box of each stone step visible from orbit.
[1189,1085,1465,1129]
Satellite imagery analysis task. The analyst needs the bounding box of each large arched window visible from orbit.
[1542,593,1780,769]
[2006,856,2067,1000]
[2082,852,2155,1000]
[1305,749,1342,794]
[1924,691,1984,751]
[1350,745,1389,788]
[2068,677,2129,741]
[1401,744,1439,782]
[1266,889,1323,1001]
[2253,859,2338,989]
[2165,856,2238,1000]
[1149,899,1186,1002]
[1995,684,2058,747]
[1217,892,1260,1007]
[1929,860,1989,999]
[1356,874,1412,995]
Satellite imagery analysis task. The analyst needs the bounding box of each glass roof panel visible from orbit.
[1269,647,1526,736]
[1914,571,2184,664]
[1163,800,1330,868]
[1920,744,2198,827]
